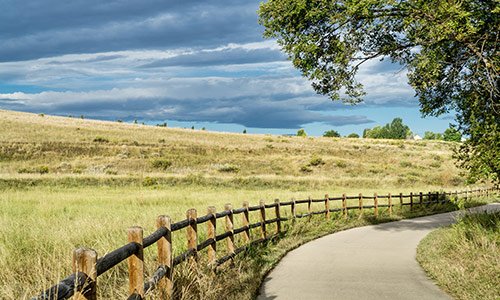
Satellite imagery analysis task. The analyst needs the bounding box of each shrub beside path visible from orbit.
[258,203,500,300]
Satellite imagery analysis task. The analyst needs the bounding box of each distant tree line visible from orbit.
[317,117,462,142]
[424,127,462,142]
[363,118,412,139]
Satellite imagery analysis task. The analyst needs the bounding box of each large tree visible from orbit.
[259,0,499,183]
[363,117,412,139]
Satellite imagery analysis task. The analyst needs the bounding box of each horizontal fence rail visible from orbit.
[33,187,498,299]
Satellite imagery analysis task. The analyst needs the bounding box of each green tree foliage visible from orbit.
[363,118,411,139]
[297,128,307,137]
[347,133,360,138]
[443,127,462,142]
[423,131,443,140]
[259,0,499,182]
[323,129,340,137]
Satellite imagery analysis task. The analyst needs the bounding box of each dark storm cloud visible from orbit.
[1,88,373,129]
[0,0,417,130]
[0,0,262,62]
[140,47,286,68]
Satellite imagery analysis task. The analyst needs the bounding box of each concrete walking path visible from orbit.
[258,203,500,300]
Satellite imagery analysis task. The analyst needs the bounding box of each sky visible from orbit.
[0,0,455,137]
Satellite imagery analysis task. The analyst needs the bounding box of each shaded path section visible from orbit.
[258,204,500,300]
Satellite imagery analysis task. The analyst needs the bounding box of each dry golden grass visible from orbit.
[0,109,464,189]
[0,109,479,299]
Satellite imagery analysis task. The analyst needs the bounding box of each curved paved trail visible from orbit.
[258,203,499,300]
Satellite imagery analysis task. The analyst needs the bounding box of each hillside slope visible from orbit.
[0,109,463,189]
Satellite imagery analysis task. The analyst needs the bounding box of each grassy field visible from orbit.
[417,211,500,300]
[0,109,483,299]
[0,109,464,189]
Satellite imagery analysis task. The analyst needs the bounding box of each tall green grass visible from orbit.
[417,210,500,300]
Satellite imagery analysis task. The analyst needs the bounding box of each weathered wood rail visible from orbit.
[33,187,498,299]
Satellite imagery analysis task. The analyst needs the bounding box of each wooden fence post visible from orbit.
[410,192,414,211]
[260,200,266,239]
[72,248,97,300]
[291,198,296,222]
[274,199,281,234]
[399,192,403,209]
[207,206,217,265]
[428,192,432,205]
[156,215,172,299]
[324,194,330,220]
[127,226,144,298]
[342,193,347,218]
[358,193,363,219]
[186,209,198,262]
[374,193,378,218]
[388,193,392,216]
[307,196,312,220]
[242,202,250,244]
[224,204,235,257]
[419,192,423,206]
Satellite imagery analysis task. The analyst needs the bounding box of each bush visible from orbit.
[150,159,172,171]
[347,133,359,138]
[335,161,347,168]
[217,164,240,173]
[142,176,157,186]
[93,136,109,143]
[297,129,307,137]
[309,156,325,166]
[300,165,313,173]
[37,166,49,174]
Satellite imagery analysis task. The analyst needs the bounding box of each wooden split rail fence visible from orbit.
[34,187,498,300]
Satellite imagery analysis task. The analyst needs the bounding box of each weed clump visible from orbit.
[151,159,172,171]
[93,136,109,143]
[300,165,313,173]
[309,156,325,166]
[17,166,49,174]
[335,160,347,168]
[142,176,158,186]
[217,164,240,173]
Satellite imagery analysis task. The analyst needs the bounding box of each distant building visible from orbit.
[413,135,422,140]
